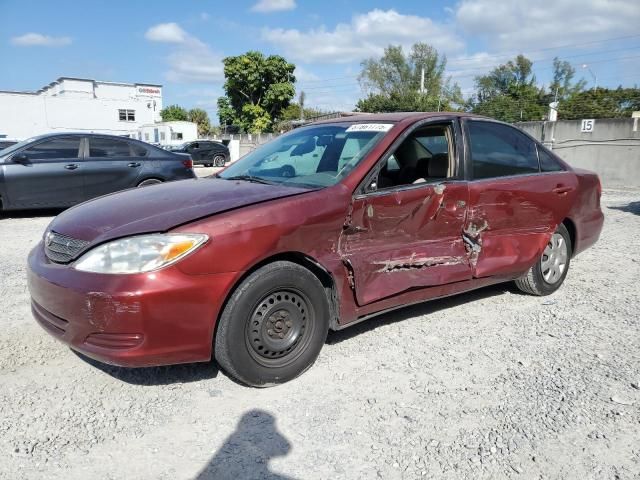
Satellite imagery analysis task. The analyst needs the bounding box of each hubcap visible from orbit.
[541,232,568,284]
[247,290,309,362]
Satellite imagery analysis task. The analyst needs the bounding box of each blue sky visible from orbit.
[1,0,639,122]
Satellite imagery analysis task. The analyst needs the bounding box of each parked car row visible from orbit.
[0,133,197,211]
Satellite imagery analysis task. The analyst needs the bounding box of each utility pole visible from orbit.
[582,64,598,90]
[420,67,425,94]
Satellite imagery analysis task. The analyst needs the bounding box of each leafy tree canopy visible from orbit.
[160,104,189,122]
[356,43,463,113]
[217,51,296,133]
[187,108,211,137]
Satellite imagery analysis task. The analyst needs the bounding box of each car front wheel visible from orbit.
[214,261,329,387]
[514,223,572,296]
[213,155,226,167]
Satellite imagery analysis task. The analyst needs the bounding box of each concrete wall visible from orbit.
[517,118,640,186]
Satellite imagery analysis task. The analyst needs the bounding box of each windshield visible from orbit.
[218,123,392,188]
[0,136,42,157]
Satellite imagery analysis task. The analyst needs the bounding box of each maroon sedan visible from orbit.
[28,113,603,386]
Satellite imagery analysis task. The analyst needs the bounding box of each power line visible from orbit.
[297,33,640,87]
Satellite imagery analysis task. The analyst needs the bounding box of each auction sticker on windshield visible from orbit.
[345,123,393,132]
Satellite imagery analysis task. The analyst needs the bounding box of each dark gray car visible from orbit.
[168,140,229,167]
[0,133,196,211]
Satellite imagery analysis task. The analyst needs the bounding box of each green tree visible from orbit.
[217,51,296,133]
[558,87,640,119]
[548,57,586,102]
[160,104,189,122]
[356,43,462,112]
[468,55,547,122]
[274,102,327,131]
[187,108,211,137]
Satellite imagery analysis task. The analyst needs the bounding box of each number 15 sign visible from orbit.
[581,119,595,132]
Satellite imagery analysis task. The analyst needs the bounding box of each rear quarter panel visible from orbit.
[566,168,604,255]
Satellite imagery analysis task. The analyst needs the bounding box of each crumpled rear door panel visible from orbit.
[466,172,578,278]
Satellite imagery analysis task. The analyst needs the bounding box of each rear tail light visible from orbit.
[182,158,193,169]
[596,176,602,208]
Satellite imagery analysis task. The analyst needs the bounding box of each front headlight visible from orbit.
[74,233,208,274]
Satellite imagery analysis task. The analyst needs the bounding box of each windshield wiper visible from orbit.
[224,175,274,185]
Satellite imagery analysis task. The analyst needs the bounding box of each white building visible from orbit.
[0,77,163,140]
[137,121,198,146]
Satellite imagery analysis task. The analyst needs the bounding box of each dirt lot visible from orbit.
[1,179,639,479]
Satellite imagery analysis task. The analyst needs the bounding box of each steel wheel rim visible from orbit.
[541,232,568,284]
[138,179,161,187]
[245,288,313,367]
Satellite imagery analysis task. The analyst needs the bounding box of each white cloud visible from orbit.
[10,33,71,47]
[145,23,189,44]
[262,9,464,63]
[455,0,640,50]
[145,23,223,83]
[165,48,224,83]
[294,66,320,82]
[251,0,296,13]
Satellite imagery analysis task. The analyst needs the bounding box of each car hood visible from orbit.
[48,178,311,244]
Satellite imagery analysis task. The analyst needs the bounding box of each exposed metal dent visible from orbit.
[375,254,466,273]
[342,258,356,290]
[462,219,489,268]
[463,219,489,238]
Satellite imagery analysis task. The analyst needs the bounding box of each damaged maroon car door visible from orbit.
[462,119,578,278]
[340,121,471,306]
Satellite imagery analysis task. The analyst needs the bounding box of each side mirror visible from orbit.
[12,153,29,164]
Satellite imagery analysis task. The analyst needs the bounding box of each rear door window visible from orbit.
[88,138,133,158]
[22,137,81,161]
[468,121,539,179]
[537,146,564,172]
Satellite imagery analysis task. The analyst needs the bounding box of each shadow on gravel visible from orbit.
[0,208,64,219]
[196,409,296,480]
[327,283,511,345]
[74,351,219,385]
[609,201,640,216]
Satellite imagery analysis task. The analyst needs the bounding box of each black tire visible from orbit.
[215,261,329,387]
[514,223,572,296]
[213,155,226,167]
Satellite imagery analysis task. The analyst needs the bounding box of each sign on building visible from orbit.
[581,119,595,133]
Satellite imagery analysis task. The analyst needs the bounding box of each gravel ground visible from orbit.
[0,179,639,480]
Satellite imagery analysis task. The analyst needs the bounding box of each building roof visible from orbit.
[0,76,162,95]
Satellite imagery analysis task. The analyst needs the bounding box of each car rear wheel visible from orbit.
[213,155,226,167]
[137,178,162,187]
[514,223,572,296]
[214,261,329,387]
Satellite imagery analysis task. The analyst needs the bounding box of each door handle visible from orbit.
[64,164,78,170]
[552,186,574,195]
[128,162,142,168]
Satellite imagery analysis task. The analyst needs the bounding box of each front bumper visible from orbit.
[27,242,239,367]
